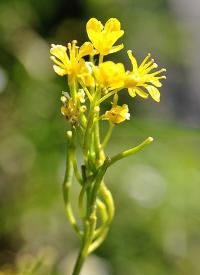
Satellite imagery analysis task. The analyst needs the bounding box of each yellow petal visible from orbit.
[104,18,121,32]
[86,30,101,51]
[135,87,149,98]
[78,42,94,58]
[109,43,124,54]
[86,18,103,33]
[149,78,162,87]
[145,85,160,102]
[106,31,124,46]
[95,61,125,88]
[128,88,136,97]
[96,31,123,55]
[50,45,68,64]
[53,65,66,76]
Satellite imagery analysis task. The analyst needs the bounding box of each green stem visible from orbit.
[78,178,93,219]
[93,182,114,240]
[101,122,114,149]
[72,150,82,184]
[72,222,90,275]
[70,81,77,104]
[83,86,101,161]
[96,198,108,223]
[99,54,104,64]
[93,86,105,165]
[94,118,105,165]
[79,185,86,219]
[72,183,98,275]
[83,100,96,156]
[101,182,115,221]
[98,88,122,104]
[90,157,111,208]
[71,251,85,275]
[71,129,82,184]
[63,131,82,237]
[88,183,115,254]
[109,137,154,166]
[73,160,108,275]
[89,228,109,253]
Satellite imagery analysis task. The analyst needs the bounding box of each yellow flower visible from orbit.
[94,61,125,90]
[124,50,166,102]
[50,41,94,84]
[103,104,130,124]
[86,18,124,55]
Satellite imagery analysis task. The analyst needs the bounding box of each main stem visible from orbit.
[71,158,110,275]
[70,57,110,275]
[71,199,96,275]
[71,245,87,275]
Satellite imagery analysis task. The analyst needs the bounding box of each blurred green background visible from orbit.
[0,0,200,274]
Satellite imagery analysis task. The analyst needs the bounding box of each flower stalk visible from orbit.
[50,17,166,275]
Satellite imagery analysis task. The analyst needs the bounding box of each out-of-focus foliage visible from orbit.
[0,0,200,274]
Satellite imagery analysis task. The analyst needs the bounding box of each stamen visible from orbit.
[141,63,158,75]
[68,43,71,50]
[127,50,138,71]
[71,41,77,63]
[68,43,73,61]
[75,46,79,57]
[149,68,166,76]
[139,58,154,72]
[139,53,151,68]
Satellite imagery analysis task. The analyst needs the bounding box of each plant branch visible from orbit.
[109,137,154,167]
[63,131,82,237]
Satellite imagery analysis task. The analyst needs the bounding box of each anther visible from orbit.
[68,43,71,50]
[153,63,158,68]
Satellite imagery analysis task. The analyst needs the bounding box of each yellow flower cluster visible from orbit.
[50,18,166,125]
[50,19,165,266]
